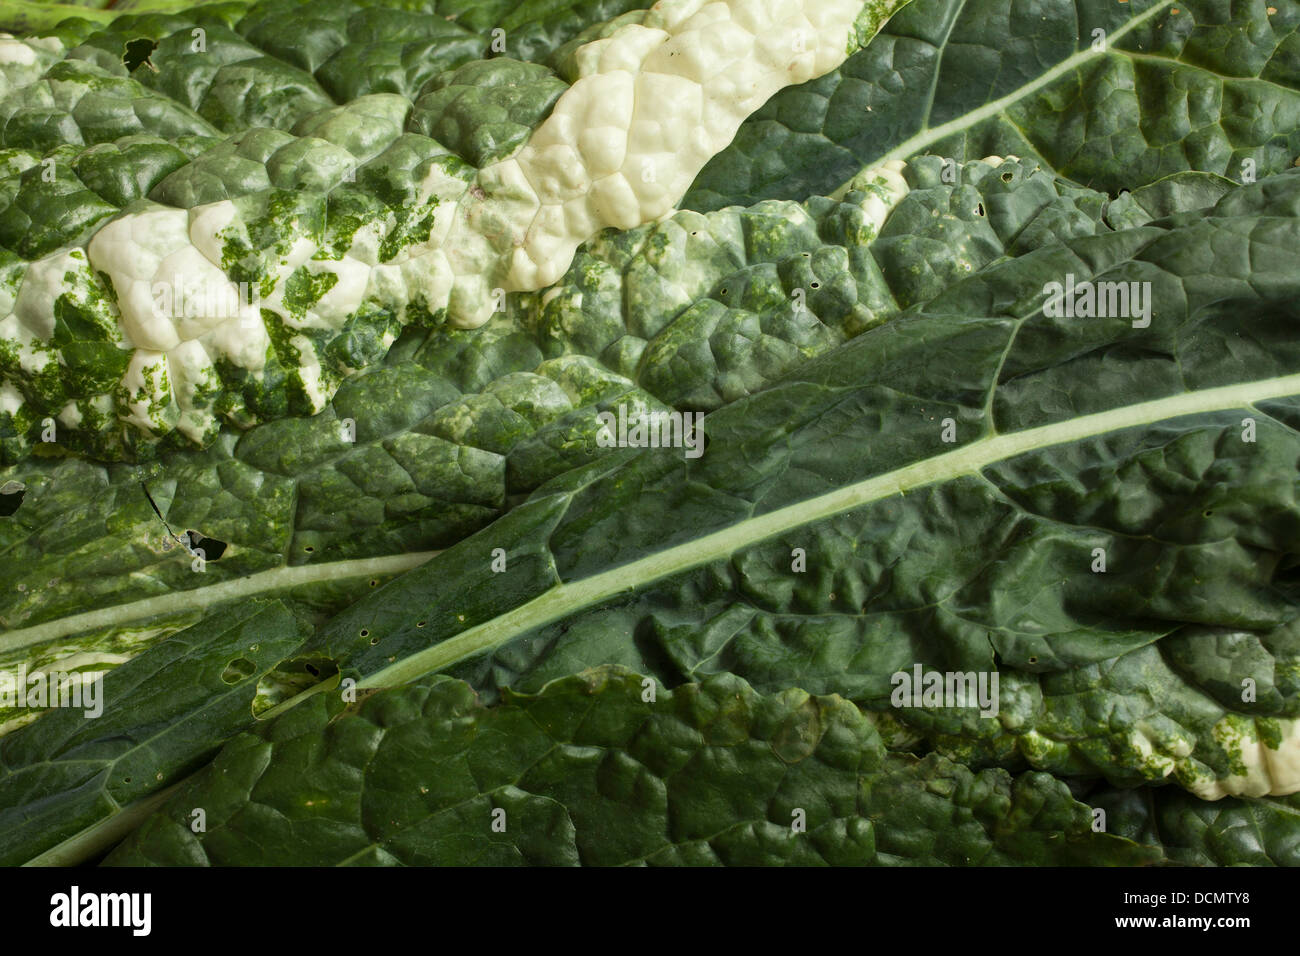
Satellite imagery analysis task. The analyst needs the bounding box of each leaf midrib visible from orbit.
[830,0,1178,198]
[0,551,440,655]
[361,371,1300,689]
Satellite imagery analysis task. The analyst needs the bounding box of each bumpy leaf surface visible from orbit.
[5,0,1300,868]
[104,667,1161,865]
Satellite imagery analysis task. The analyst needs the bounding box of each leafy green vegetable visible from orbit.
[102,667,1161,865]
[5,0,1300,868]
[0,155,1078,686]
[686,0,1300,210]
[1092,786,1300,866]
[279,165,1300,807]
[0,0,899,463]
[0,599,308,866]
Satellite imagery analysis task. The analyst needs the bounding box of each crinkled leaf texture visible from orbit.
[5,0,1300,868]
[687,0,1300,209]
[0,155,1102,723]
[8,160,1300,865]
[0,0,894,462]
[291,167,1300,807]
[1092,786,1300,866]
[104,667,1160,866]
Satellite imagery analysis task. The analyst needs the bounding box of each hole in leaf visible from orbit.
[1028,657,1038,664]
[0,481,24,517]
[360,629,369,638]
[369,579,378,587]
[416,621,426,628]
[221,657,257,684]
[304,545,314,553]
[122,37,158,73]
[252,657,338,715]
[1001,171,1013,183]
[185,530,227,560]
[975,202,986,216]
[809,281,820,289]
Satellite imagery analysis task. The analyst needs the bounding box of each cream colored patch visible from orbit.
[1191,717,1300,799]
[442,0,871,326]
[6,1,889,441]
